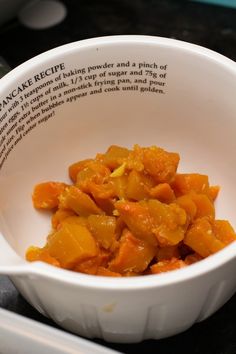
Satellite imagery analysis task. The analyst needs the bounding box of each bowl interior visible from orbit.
[0,36,236,258]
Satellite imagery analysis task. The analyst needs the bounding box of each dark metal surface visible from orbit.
[1,1,236,353]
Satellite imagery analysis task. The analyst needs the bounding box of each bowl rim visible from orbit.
[20,240,235,291]
[1,34,236,92]
[1,34,236,290]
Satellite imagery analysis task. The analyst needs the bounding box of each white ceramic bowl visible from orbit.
[1,36,236,343]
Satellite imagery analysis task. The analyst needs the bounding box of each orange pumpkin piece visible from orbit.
[212,220,236,245]
[87,215,117,249]
[88,181,116,200]
[171,173,209,197]
[111,174,128,199]
[208,185,220,201]
[109,229,156,274]
[46,223,98,268]
[184,253,203,265]
[96,145,130,170]
[93,197,115,216]
[68,159,93,183]
[150,258,186,274]
[27,144,236,277]
[156,245,180,261]
[32,182,67,210]
[149,183,175,203]
[74,249,110,275]
[76,161,111,193]
[147,199,187,246]
[97,267,121,277]
[184,217,225,258]
[51,209,76,229]
[60,216,88,228]
[175,194,197,222]
[142,146,180,183]
[114,200,157,246]
[126,170,155,201]
[26,246,60,267]
[190,192,215,219]
[59,185,103,216]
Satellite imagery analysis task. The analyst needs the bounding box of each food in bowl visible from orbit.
[26,144,236,276]
[1,35,236,342]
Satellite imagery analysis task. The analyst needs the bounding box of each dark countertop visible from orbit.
[1,1,236,353]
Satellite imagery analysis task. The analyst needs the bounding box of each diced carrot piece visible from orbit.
[208,185,220,201]
[151,258,186,274]
[26,246,60,267]
[32,182,67,210]
[212,220,236,245]
[68,159,93,183]
[150,183,175,203]
[87,215,117,249]
[96,267,121,277]
[59,186,103,216]
[47,223,98,268]
[109,229,156,274]
[171,173,209,197]
[184,217,225,258]
[126,170,155,201]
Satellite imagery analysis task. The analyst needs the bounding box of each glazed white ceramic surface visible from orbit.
[0,36,236,343]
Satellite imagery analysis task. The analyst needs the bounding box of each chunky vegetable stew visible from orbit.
[26,145,236,276]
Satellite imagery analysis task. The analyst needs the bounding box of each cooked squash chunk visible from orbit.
[27,144,236,277]
[109,229,156,274]
[26,246,60,267]
[184,217,225,257]
[126,170,155,200]
[32,182,67,209]
[76,161,110,193]
[97,145,130,169]
[142,146,179,183]
[150,183,175,203]
[151,258,186,274]
[212,220,236,245]
[114,200,157,246]
[59,186,103,216]
[47,223,98,268]
[171,173,209,197]
[69,159,93,183]
[88,215,116,249]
